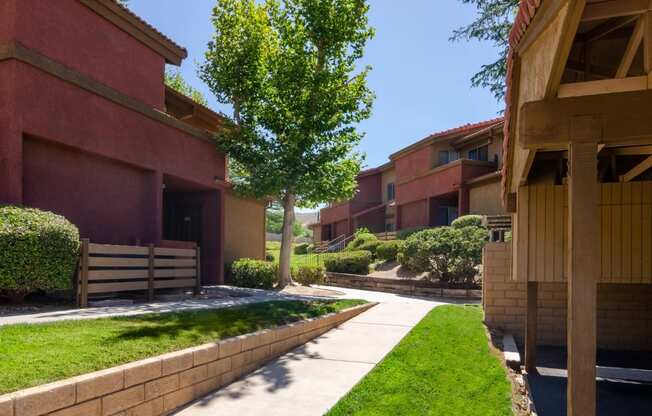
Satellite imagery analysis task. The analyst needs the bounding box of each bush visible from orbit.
[396,226,430,240]
[294,243,310,255]
[292,264,325,286]
[376,240,404,262]
[397,226,487,283]
[0,205,80,302]
[265,251,275,262]
[324,251,372,275]
[451,215,484,229]
[231,258,278,289]
[346,230,381,257]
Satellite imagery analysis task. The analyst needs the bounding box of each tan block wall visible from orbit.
[0,303,375,416]
[224,192,265,263]
[469,179,506,216]
[483,242,652,351]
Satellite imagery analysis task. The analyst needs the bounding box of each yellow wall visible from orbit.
[224,192,266,263]
[381,168,396,202]
[469,179,506,216]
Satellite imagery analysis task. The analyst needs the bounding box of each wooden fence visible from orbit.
[77,239,200,307]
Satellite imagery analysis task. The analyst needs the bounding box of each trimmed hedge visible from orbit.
[0,205,80,301]
[396,226,429,240]
[231,258,278,289]
[293,264,325,286]
[294,243,310,255]
[451,215,484,229]
[376,240,404,262]
[324,250,372,275]
[346,231,380,257]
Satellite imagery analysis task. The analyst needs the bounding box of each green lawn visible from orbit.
[327,305,513,416]
[0,299,365,394]
[266,242,320,267]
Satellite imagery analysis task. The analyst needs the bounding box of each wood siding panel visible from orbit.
[518,182,652,283]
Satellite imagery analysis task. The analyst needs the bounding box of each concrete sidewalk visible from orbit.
[175,287,449,416]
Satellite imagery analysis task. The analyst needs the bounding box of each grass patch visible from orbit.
[267,248,317,267]
[0,299,365,394]
[327,305,512,416]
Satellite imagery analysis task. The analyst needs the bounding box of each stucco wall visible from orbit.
[399,199,428,229]
[224,192,265,263]
[469,179,505,216]
[483,242,652,351]
[381,169,396,202]
[4,0,166,109]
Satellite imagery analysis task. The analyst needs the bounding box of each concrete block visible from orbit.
[178,365,209,388]
[14,381,76,416]
[101,386,144,416]
[144,375,179,401]
[124,358,162,388]
[162,387,193,414]
[123,397,163,416]
[48,399,101,416]
[0,396,13,416]
[252,345,271,362]
[76,368,124,403]
[192,377,221,399]
[160,351,193,376]
[192,344,219,366]
[206,358,231,378]
[218,337,242,358]
[230,350,253,369]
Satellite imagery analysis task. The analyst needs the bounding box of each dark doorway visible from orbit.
[163,192,202,244]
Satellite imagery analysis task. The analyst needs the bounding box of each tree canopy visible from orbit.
[450,0,519,101]
[200,0,374,286]
[165,69,209,106]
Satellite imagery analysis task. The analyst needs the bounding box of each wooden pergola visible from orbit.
[504,1,652,414]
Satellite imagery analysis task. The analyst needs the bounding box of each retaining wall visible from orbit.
[0,303,376,416]
[325,272,482,300]
[483,242,652,351]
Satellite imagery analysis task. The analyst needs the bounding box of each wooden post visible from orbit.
[78,238,89,308]
[147,244,155,302]
[525,282,538,373]
[195,246,202,296]
[567,142,599,416]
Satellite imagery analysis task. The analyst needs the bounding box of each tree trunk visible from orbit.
[278,193,296,288]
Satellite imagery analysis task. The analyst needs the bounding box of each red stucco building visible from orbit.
[319,119,505,240]
[0,0,248,284]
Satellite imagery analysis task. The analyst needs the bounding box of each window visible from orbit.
[468,145,489,161]
[386,182,395,201]
[438,150,459,166]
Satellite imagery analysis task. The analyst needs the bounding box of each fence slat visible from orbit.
[88,281,149,294]
[154,279,197,289]
[88,257,149,268]
[89,243,148,255]
[148,244,155,301]
[154,268,197,278]
[154,247,196,257]
[79,239,90,308]
[88,270,149,280]
[154,258,197,268]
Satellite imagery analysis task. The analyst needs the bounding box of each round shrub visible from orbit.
[397,226,488,283]
[396,226,430,240]
[292,264,325,286]
[324,250,372,275]
[451,215,484,229]
[265,251,275,262]
[0,205,80,302]
[346,230,378,251]
[294,243,310,255]
[231,258,278,289]
[376,240,404,262]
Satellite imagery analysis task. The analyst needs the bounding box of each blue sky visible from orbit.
[129,0,503,169]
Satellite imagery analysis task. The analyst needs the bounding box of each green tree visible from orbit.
[266,204,307,237]
[165,69,209,106]
[200,0,374,287]
[450,0,519,101]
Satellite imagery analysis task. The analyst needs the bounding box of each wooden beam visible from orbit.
[558,76,647,98]
[525,282,538,373]
[518,150,536,186]
[545,0,588,99]
[645,12,652,73]
[516,0,568,54]
[519,89,652,149]
[584,15,639,43]
[515,187,529,282]
[616,16,646,78]
[612,144,652,154]
[567,142,599,416]
[582,0,649,22]
[620,154,652,181]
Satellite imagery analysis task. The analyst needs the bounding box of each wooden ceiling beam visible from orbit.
[583,15,639,43]
[519,89,652,149]
[582,0,650,22]
[616,16,646,78]
[611,144,652,154]
[620,154,652,181]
